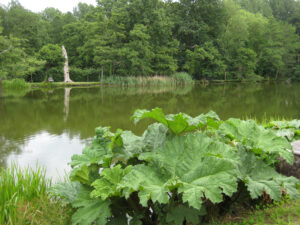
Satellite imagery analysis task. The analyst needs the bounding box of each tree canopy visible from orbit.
[0,0,299,81]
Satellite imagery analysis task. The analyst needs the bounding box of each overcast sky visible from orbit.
[1,0,97,13]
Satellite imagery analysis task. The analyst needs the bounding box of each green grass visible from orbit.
[1,79,30,89]
[13,196,73,225]
[0,163,72,225]
[214,196,300,225]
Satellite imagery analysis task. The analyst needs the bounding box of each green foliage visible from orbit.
[266,120,300,141]
[2,78,29,89]
[38,44,63,68]
[0,35,45,80]
[171,72,194,85]
[184,42,226,79]
[132,108,220,135]
[70,67,101,82]
[52,108,299,225]
[71,186,111,225]
[37,44,64,81]
[0,163,50,224]
[219,119,294,165]
[1,0,299,81]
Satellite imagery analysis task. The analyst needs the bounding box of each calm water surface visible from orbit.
[0,82,299,179]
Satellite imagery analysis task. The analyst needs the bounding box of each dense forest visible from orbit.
[0,0,299,82]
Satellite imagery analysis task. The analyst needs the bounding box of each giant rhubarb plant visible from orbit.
[52,108,300,225]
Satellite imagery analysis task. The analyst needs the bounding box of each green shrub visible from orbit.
[1,79,29,89]
[171,72,194,84]
[244,73,264,82]
[52,108,299,225]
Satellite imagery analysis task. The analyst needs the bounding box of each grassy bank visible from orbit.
[1,73,194,90]
[0,164,71,225]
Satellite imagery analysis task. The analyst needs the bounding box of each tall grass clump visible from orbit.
[101,74,194,86]
[1,78,30,89]
[0,163,49,224]
[101,75,174,86]
[171,72,194,85]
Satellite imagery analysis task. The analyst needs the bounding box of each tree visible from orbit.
[0,36,45,80]
[38,44,64,81]
[125,24,153,76]
[73,3,94,20]
[184,42,226,80]
[3,2,49,54]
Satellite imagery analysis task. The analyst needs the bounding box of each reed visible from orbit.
[101,73,194,86]
[171,72,194,85]
[0,163,50,224]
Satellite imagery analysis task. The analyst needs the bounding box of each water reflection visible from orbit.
[0,82,299,179]
[64,88,72,122]
[7,132,88,179]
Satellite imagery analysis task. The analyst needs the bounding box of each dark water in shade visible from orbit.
[0,82,299,179]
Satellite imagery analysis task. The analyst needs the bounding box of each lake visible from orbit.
[1,82,299,179]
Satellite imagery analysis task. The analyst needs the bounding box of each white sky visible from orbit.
[1,0,97,13]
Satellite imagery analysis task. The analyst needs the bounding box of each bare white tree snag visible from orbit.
[62,45,73,83]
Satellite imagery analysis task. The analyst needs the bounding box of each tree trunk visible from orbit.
[62,45,73,83]
[224,69,227,81]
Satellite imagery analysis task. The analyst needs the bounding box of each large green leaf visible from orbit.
[71,185,111,225]
[132,108,168,126]
[120,164,170,206]
[70,145,107,168]
[219,119,294,164]
[166,204,206,225]
[70,164,100,185]
[110,124,168,164]
[274,129,295,141]
[132,108,220,135]
[51,181,111,225]
[142,123,168,151]
[267,120,300,142]
[276,176,300,199]
[91,165,132,199]
[238,150,300,201]
[120,133,239,209]
[69,127,112,185]
[289,120,300,129]
[49,181,83,204]
[268,120,300,129]
[110,131,144,164]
